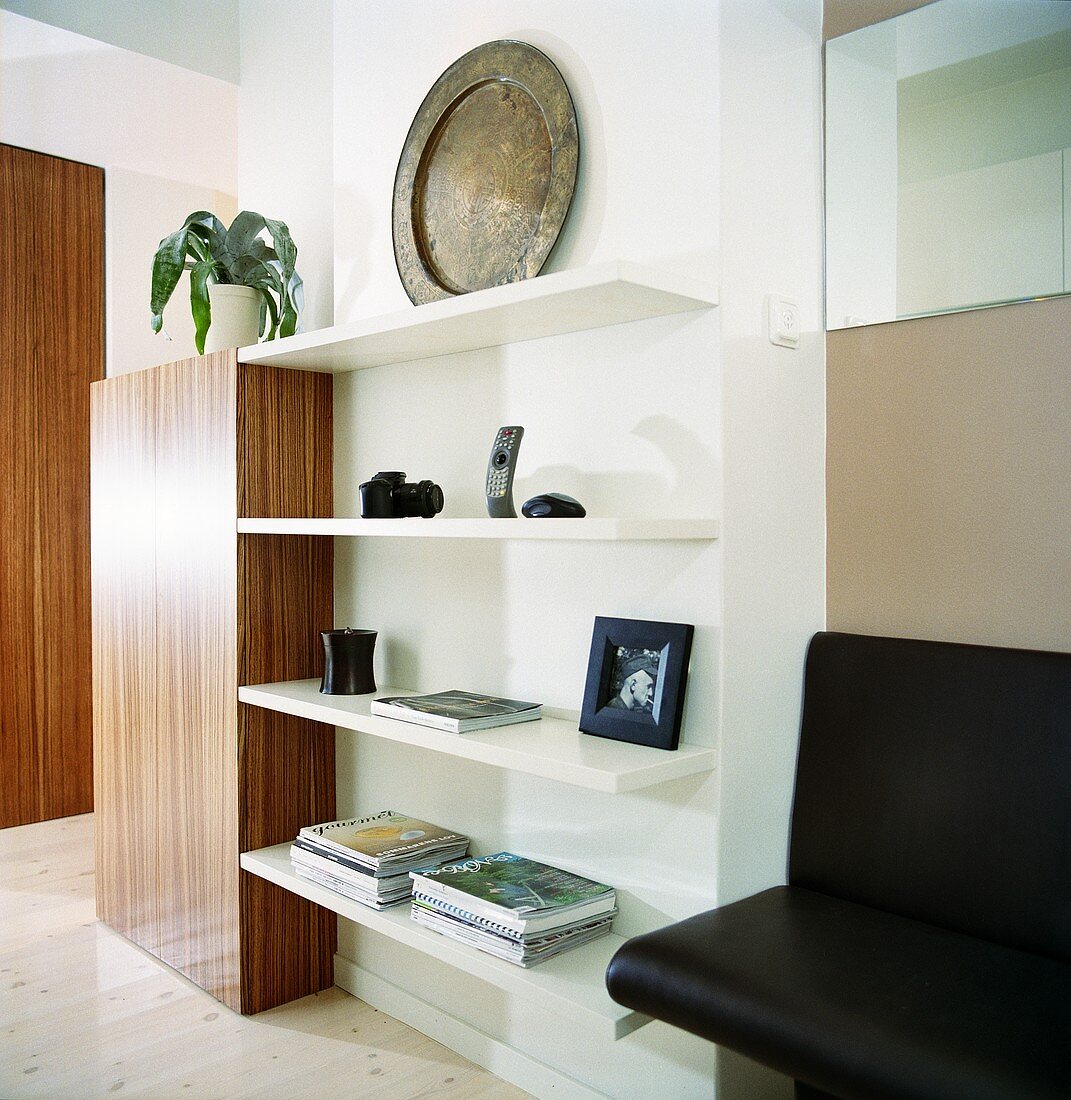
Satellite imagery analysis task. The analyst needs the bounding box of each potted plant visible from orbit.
[150,210,304,354]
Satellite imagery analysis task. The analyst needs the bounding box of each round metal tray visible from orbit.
[392,40,579,305]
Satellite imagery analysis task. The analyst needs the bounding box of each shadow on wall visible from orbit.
[508,28,606,272]
[333,182,379,322]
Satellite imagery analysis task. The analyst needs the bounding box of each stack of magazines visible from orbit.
[410,852,617,967]
[290,810,469,910]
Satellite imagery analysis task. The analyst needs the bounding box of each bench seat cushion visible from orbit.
[605,886,1071,1100]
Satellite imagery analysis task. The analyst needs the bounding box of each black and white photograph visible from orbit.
[580,617,694,750]
[605,647,661,715]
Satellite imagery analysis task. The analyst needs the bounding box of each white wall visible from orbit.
[238,0,334,334]
[898,149,1065,314]
[717,0,826,905]
[326,4,720,1097]
[0,0,240,82]
[0,10,238,375]
[824,20,898,328]
[236,2,824,1096]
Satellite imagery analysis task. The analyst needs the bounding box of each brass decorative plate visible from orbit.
[392,40,579,305]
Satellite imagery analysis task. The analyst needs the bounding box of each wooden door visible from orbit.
[0,144,104,828]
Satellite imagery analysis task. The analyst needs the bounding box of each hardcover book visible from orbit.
[370,691,541,733]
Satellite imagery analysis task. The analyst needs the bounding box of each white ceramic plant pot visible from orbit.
[204,283,261,352]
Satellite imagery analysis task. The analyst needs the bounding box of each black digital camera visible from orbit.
[359,471,444,519]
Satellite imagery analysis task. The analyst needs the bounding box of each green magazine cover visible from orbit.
[415,852,613,914]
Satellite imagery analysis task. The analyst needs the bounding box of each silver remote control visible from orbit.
[485,426,524,518]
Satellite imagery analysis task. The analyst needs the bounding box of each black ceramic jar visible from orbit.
[320,628,377,695]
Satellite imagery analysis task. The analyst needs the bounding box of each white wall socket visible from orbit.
[767,294,800,348]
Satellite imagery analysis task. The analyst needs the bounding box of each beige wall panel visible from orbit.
[827,296,1071,652]
[1065,150,1071,292]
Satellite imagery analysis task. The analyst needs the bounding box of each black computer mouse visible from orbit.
[521,493,587,518]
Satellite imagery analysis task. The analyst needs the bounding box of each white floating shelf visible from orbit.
[240,842,648,1040]
[238,680,717,794]
[237,261,718,373]
[237,516,719,541]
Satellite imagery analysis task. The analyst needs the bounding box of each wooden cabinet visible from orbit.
[91,350,336,1012]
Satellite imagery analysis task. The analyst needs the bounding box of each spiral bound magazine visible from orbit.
[410,852,615,932]
[411,892,619,942]
[297,810,468,870]
[290,809,470,911]
[410,903,615,966]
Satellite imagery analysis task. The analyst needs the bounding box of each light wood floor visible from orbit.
[0,814,529,1099]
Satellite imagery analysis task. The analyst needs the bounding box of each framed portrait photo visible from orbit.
[579,616,694,750]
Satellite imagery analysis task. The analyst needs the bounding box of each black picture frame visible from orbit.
[579,616,694,750]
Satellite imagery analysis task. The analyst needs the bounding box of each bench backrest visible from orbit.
[789,631,1071,962]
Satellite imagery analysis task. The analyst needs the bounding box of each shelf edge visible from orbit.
[237,261,718,372]
[236,517,721,541]
[240,843,648,1040]
[237,682,717,795]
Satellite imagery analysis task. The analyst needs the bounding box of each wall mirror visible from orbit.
[825,0,1071,330]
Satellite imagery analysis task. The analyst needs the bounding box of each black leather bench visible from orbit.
[606,632,1071,1099]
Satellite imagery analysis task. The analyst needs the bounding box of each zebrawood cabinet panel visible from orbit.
[236,363,335,1013]
[91,368,157,935]
[1,144,103,829]
[92,353,334,1013]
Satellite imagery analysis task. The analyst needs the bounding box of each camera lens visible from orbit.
[393,479,444,518]
[493,450,510,469]
[423,483,445,517]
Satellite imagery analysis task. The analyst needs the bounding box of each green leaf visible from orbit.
[185,233,211,266]
[278,271,303,339]
[263,218,296,285]
[183,210,226,235]
[248,278,283,340]
[231,255,281,290]
[223,210,266,265]
[185,211,226,257]
[263,218,299,337]
[259,289,280,340]
[150,227,189,329]
[189,259,214,355]
[247,238,278,265]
